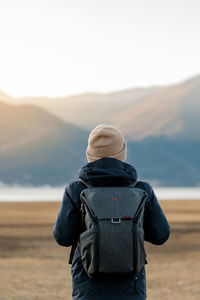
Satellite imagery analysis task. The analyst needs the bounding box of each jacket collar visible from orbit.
[78,157,137,187]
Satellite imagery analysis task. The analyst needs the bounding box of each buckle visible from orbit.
[111,218,121,224]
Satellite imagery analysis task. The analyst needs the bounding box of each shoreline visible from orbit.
[1,187,200,202]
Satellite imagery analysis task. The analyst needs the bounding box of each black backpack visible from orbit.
[70,179,148,279]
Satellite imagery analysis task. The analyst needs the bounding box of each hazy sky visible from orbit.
[0,0,200,97]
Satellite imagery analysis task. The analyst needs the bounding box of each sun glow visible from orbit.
[0,0,200,98]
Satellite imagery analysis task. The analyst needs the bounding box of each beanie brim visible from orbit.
[86,142,127,163]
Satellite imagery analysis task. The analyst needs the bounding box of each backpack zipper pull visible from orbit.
[134,276,139,294]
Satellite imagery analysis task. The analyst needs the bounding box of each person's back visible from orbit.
[53,124,170,300]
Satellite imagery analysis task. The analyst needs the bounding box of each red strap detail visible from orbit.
[123,216,132,219]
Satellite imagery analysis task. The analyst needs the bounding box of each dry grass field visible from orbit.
[0,200,199,300]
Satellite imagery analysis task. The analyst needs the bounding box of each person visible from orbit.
[53,124,170,300]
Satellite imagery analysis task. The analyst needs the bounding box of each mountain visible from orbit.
[12,88,159,128]
[110,75,200,141]
[0,90,12,103]
[5,75,200,143]
[1,74,200,186]
[127,137,200,186]
[0,101,88,185]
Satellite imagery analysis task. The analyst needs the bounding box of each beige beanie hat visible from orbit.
[86,124,127,163]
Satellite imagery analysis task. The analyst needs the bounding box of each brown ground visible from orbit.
[0,200,199,300]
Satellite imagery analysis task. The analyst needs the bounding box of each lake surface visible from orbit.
[0,186,200,201]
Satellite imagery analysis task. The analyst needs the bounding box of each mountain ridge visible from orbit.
[0,101,88,185]
[1,74,200,186]
[1,74,200,142]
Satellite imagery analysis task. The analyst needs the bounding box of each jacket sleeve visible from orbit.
[143,182,171,245]
[53,184,81,247]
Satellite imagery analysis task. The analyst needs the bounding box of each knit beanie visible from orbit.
[86,124,127,163]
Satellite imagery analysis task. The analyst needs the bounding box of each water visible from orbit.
[0,186,65,202]
[0,186,200,201]
[154,187,200,200]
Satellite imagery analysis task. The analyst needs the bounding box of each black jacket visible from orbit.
[53,158,170,300]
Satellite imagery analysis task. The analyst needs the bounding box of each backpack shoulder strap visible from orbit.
[128,181,138,188]
[68,242,77,264]
[69,178,91,265]
[78,178,93,188]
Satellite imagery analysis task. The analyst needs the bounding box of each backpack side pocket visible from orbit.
[133,225,146,275]
[79,223,99,277]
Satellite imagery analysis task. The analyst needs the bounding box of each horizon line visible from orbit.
[1,72,200,100]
